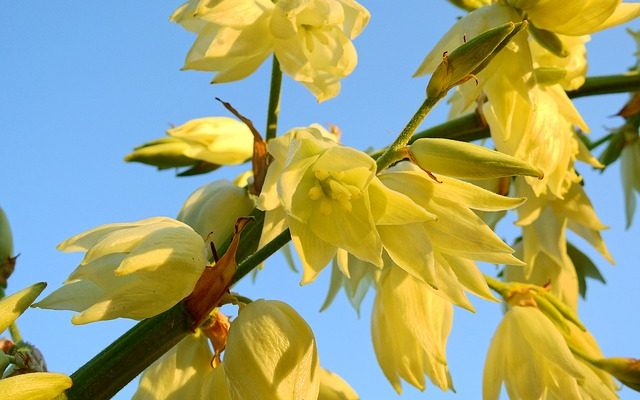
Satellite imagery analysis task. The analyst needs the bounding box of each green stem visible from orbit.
[266,56,282,141]
[567,73,640,99]
[8,323,21,343]
[376,95,444,171]
[67,304,191,400]
[232,229,291,285]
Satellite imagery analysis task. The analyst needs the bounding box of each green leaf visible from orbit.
[566,241,606,299]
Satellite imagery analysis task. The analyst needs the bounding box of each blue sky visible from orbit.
[2,2,639,399]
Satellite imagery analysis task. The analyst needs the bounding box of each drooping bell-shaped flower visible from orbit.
[483,306,586,400]
[371,266,454,393]
[223,300,320,400]
[34,217,207,324]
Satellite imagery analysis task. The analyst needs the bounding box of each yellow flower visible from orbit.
[483,306,586,400]
[376,162,522,307]
[126,117,254,169]
[371,266,454,393]
[172,0,370,102]
[34,217,207,324]
[224,300,320,400]
[178,180,255,256]
[258,126,432,283]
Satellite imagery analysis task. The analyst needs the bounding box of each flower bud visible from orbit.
[34,217,207,324]
[427,21,527,98]
[591,357,640,391]
[224,300,320,400]
[409,138,543,179]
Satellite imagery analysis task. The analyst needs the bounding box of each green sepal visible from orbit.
[598,129,626,168]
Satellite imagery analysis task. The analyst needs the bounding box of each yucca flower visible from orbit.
[223,300,320,399]
[34,217,207,324]
[258,126,432,283]
[483,306,588,400]
[371,266,454,393]
[171,0,370,102]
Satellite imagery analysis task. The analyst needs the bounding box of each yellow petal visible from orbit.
[0,372,72,400]
[0,283,46,332]
[318,368,359,400]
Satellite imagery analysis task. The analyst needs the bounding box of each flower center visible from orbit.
[307,169,361,215]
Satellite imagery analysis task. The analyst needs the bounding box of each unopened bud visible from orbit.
[409,138,543,179]
[427,21,527,98]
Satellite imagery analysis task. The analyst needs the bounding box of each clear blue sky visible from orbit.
[1,2,639,399]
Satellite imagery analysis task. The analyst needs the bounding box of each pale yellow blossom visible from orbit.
[372,266,454,393]
[0,372,72,400]
[224,300,320,400]
[34,217,207,324]
[172,0,370,101]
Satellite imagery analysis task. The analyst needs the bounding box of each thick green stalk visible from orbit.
[376,94,444,171]
[265,56,282,141]
[67,304,191,400]
[567,73,640,99]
